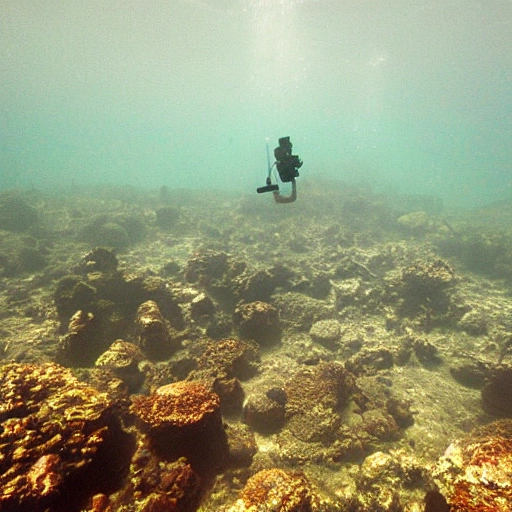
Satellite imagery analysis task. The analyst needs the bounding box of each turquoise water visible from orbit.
[1,0,511,207]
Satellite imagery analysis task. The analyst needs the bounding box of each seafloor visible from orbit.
[1,182,512,511]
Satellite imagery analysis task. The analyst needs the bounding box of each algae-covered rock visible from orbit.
[0,193,38,232]
[395,258,456,318]
[0,232,47,276]
[233,301,281,345]
[338,450,427,511]
[242,392,286,434]
[285,361,355,416]
[309,319,343,350]
[56,309,100,367]
[82,247,119,273]
[106,443,203,512]
[95,339,145,392]
[225,423,258,468]
[78,213,147,251]
[53,266,184,366]
[136,300,178,361]
[397,210,432,235]
[155,205,181,230]
[272,291,333,331]
[481,366,512,416]
[283,362,356,447]
[401,258,455,292]
[195,338,259,381]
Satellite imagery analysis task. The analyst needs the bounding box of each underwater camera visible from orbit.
[256,137,302,195]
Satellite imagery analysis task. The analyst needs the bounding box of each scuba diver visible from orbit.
[257,136,303,203]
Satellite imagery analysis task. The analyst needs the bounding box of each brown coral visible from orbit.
[131,381,228,474]
[105,441,203,512]
[428,419,512,511]
[0,362,133,512]
[228,469,321,512]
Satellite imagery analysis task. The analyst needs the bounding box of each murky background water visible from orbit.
[1,0,511,207]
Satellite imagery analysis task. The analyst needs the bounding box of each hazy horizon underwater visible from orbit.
[1,0,511,209]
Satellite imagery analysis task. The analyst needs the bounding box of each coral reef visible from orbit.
[4,187,512,510]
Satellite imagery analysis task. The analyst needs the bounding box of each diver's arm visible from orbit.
[273,179,297,204]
